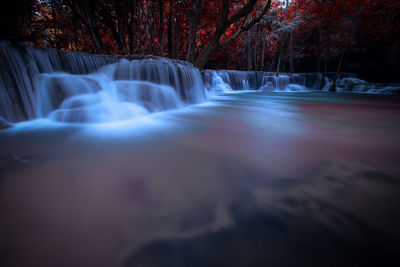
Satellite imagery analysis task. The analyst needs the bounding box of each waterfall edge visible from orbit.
[0,42,205,123]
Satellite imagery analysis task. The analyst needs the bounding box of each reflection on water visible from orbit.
[0,92,400,267]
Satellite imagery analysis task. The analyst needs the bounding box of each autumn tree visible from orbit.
[0,0,36,41]
[10,0,400,81]
[193,0,272,68]
[184,0,203,63]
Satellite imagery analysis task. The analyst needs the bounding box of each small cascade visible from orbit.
[321,77,333,92]
[259,76,275,91]
[242,79,251,91]
[276,75,291,90]
[300,73,324,90]
[331,78,400,94]
[261,73,327,91]
[202,70,376,93]
[203,71,232,94]
[223,71,249,90]
[202,70,264,91]
[110,58,205,103]
[261,74,309,92]
[0,42,115,122]
[289,74,306,87]
[203,70,309,92]
[260,75,293,91]
[225,71,264,90]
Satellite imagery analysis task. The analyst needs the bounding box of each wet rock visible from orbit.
[0,117,13,129]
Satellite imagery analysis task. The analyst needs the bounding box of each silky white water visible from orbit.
[1,42,399,127]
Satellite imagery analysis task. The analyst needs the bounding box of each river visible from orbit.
[1,92,399,266]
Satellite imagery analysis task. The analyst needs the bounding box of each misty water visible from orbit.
[1,91,400,266]
[1,43,400,266]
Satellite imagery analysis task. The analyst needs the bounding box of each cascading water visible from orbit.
[1,42,399,126]
[203,70,309,92]
[202,69,399,94]
[203,71,232,94]
[203,70,264,91]
[34,59,203,123]
[325,77,400,94]
[0,42,205,124]
[0,42,116,122]
[259,75,294,91]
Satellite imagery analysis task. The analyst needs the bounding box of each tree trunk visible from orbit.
[330,49,345,92]
[246,15,252,71]
[269,51,276,72]
[145,6,156,55]
[158,0,164,56]
[276,44,283,75]
[316,53,321,72]
[276,0,289,76]
[109,1,128,53]
[261,37,265,71]
[77,0,107,53]
[150,19,156,55]
[167,2,174,58]
[254,44,258,70]
[187,0,202,62]
[128,18,134,55]
[289,30,294,73]
[109,18,125,52]
[194,0,272,69]
[126,0,135,54]
[50,0,61,49]
[194,37,220,69]
[74,30,79,51]
[175,9,180,59]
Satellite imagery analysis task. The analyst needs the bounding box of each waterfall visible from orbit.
[325,77,400,94]
[203,70,306,92]
[203,70,264,91]
[201,70,387,93]
[0,42,205,123]
[0,42,115,122]
[203,71,232,94]
[260,75,291,91]
[1,42,399,125]
[35,59,204,123]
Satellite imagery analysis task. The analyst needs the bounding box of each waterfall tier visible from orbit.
[0,42,205,123]
[0,42,116,122]
[203,70,400,94]
[35,59,205,123]
[1,42,399,125]
[203,70,358,92]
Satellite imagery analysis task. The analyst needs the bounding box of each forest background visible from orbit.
[1,0,399,82]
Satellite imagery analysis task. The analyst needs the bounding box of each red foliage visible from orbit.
[25,0,399,75]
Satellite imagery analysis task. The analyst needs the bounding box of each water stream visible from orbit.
[1,43,400,267]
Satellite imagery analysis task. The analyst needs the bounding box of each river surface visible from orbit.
[1,92,400,267]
